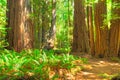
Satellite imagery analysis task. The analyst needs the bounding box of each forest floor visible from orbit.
[56,55,120,80]
[74,57,120,80]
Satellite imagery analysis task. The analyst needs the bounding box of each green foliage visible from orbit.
[110,57,120,62]
[111,73,120,80]
[0,0,7,35]
[0,0,7,49]
[99,73,120,79]
[99,73,111,79]
[30,0,52,48]
[0,49,87,79]
[111,1,120,21]
[31,0,73,50]
[56,0,73,51]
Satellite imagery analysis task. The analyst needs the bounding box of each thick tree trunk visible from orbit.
[6,0,33,52]
[94,0,109,57]
[72,0,90,54]
[109,0,120,57]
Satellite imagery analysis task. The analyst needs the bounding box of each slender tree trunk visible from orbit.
[86,4,95,55]
[32,0,42,49]
[42,4,49,47]
[72,0,90,54]
[49,0,56,45]
[68,0,71,27]
[6,0,33,52]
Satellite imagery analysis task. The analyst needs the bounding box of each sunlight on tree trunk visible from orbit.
[6,0,33,52]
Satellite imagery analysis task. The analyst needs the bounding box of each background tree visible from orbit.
[41,0,51,47]
[31,0,52,49]
[56,0,73,51]
[4,0,120,57]
[48,0,56,47]
[6,0,34,52]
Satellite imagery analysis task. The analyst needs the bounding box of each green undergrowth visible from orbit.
[99,73,120,80]
[110,57,120,62]
[0,49,87,80]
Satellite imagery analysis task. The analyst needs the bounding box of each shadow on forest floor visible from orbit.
[75,57,120,80]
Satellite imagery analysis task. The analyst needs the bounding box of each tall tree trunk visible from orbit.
[72,0,90,54]
[32,0,51,49]
[94,0,109,57]
[42,2,49,47]
[6,0,33,52]
[68,0,70,27]
[86,3,95,55]
[32,0,43,49]
[109,0,120,57]
[49,0,56,45]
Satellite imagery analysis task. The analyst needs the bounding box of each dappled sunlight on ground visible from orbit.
[48,57,120,80]
[75,72,103,80]
[86,58,120,75]
[75,58,120,79]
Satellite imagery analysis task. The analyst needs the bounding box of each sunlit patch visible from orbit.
[82,72,94,75]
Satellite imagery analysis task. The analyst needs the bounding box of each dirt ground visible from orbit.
[49,54,120,80]
[54,57,120,80]
[74,57,120,80]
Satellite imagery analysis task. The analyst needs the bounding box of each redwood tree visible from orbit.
[72,0,90,54]
[49,0,56,42]
[6,0,34,52]
[94,0,109,57]
[109,0,120,57]
[41,0,51,47]
[86,2,95,55]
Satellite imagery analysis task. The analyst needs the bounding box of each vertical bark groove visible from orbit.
[7,0,33,52]
[72,0,90,54]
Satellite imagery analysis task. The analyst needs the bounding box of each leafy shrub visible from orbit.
[0,0,8,49]
[0,49,87,80]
